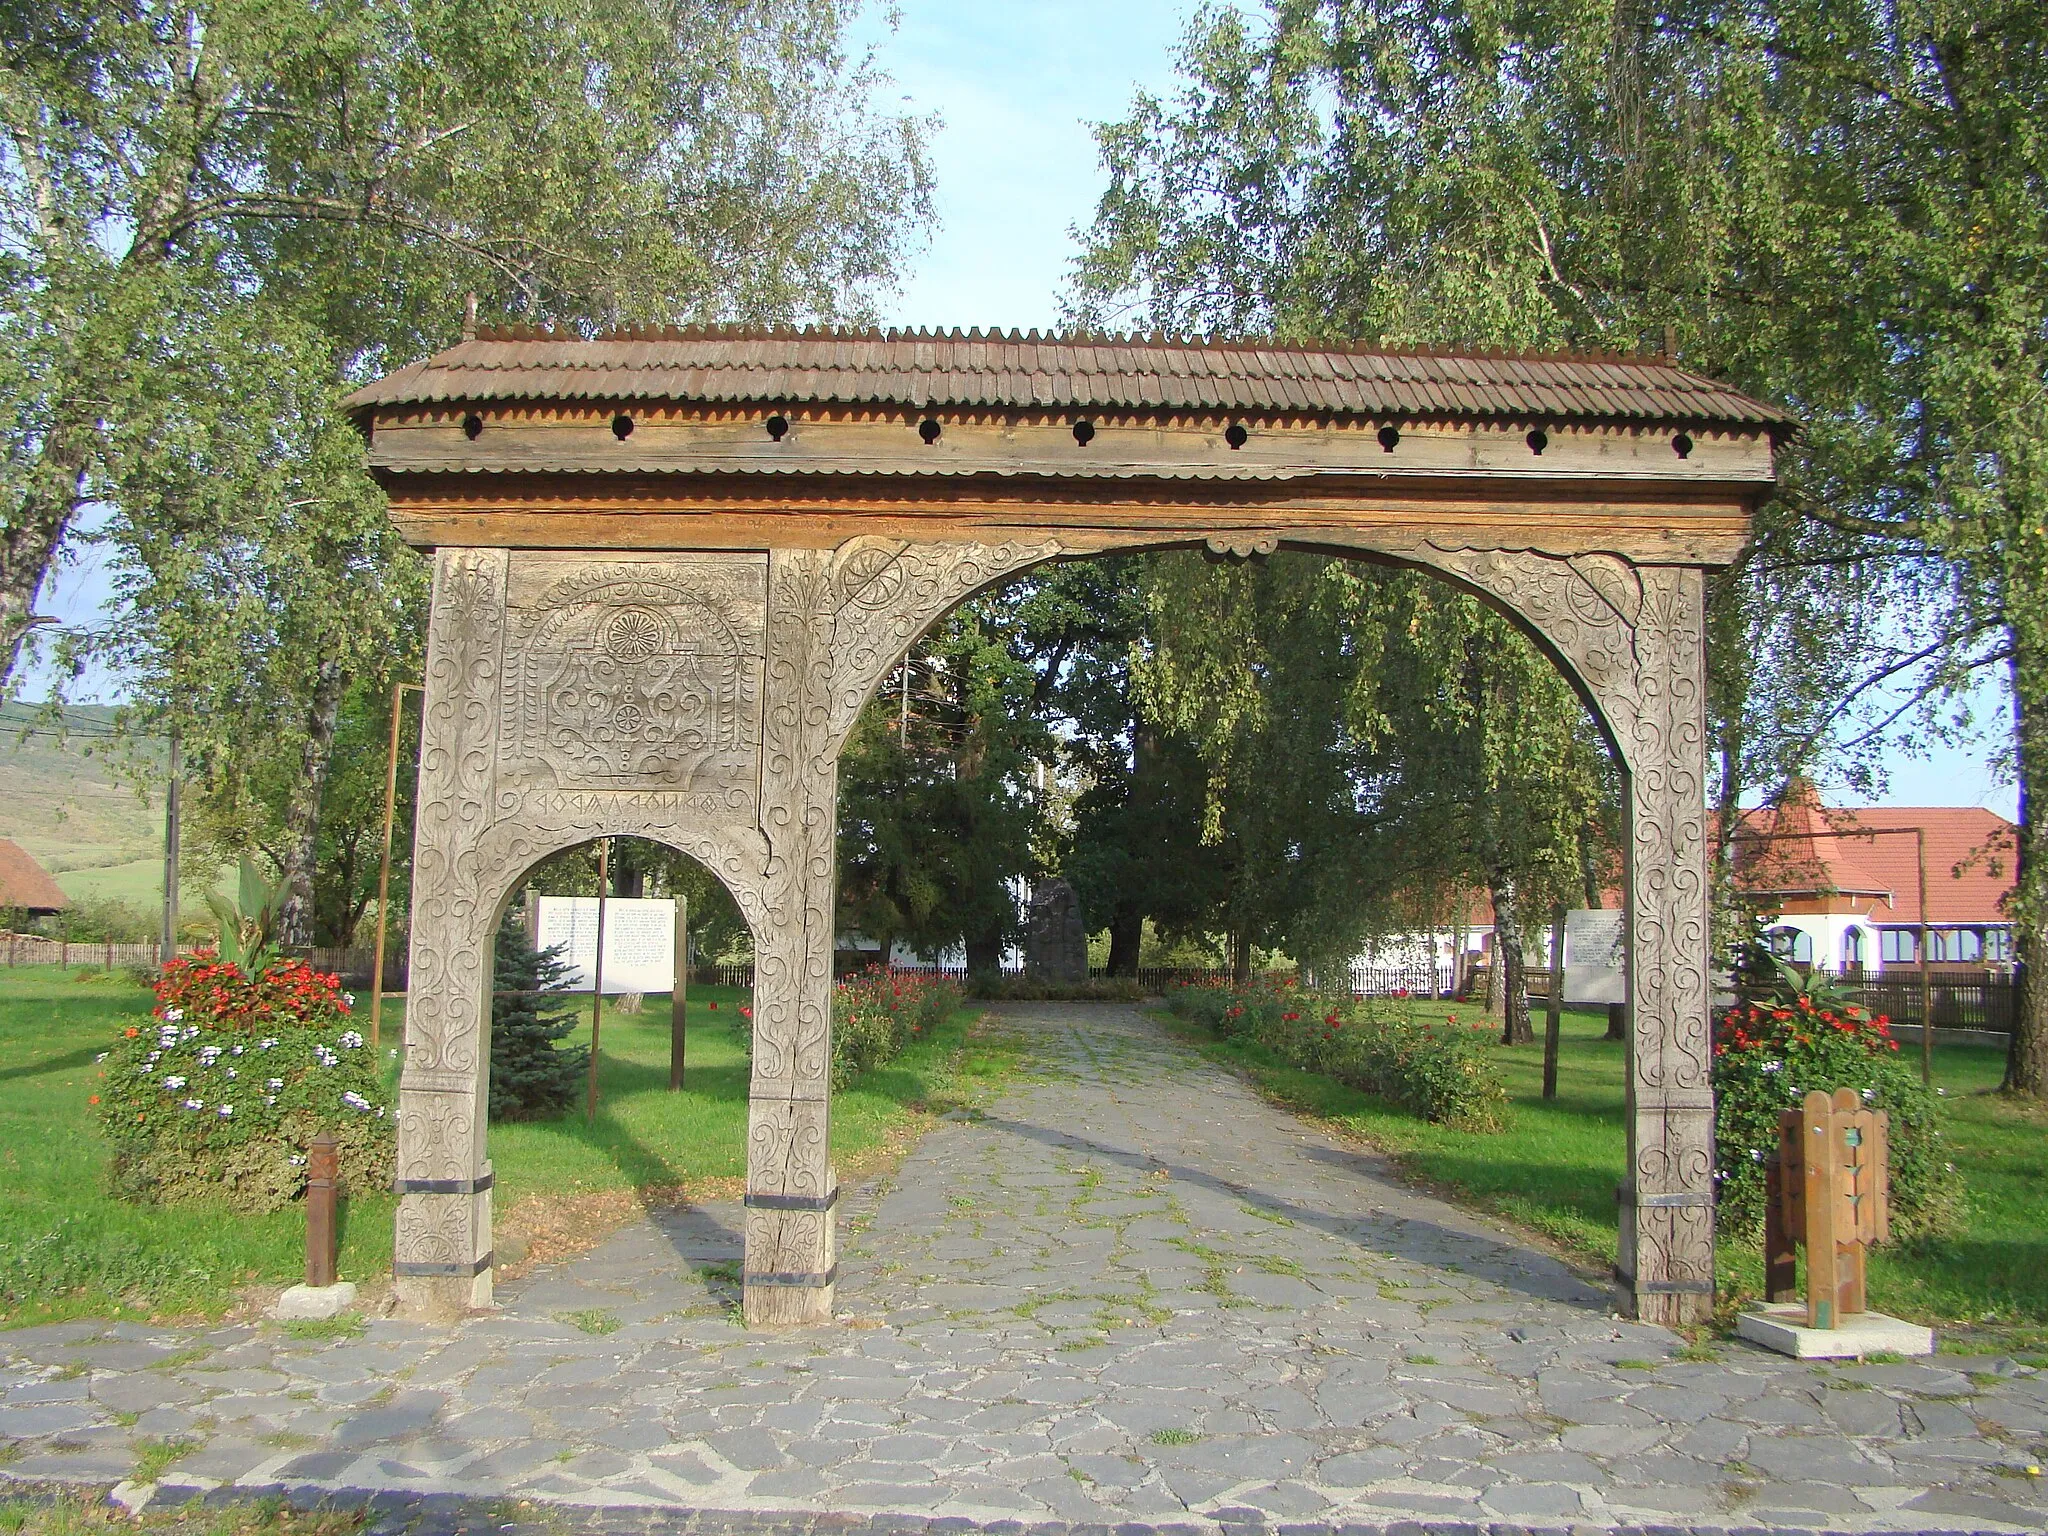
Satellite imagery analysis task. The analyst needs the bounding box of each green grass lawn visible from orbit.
[0,968,1009,1327]
[1157,1001,2048,1343]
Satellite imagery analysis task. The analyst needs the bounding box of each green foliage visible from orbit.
[1168,977,1506,1127]
[15,0,936,962]
[97,1015,392,1215]
[35,897,160,945]
[488,921,588,1122]
[202,859,286,972]
[1713,975,1966,1244]
[837,604,1049,967]
[827,968,965,1091]
[1067,0,2048,1092]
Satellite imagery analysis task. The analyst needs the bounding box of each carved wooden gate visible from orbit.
[347,327,1787,1327]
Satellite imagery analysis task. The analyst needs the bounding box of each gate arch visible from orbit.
[349,327,1786,1327]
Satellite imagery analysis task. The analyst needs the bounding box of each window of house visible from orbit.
[1985,927,2013,962]
[1765,926,1814,964]
[1841,927,1865,967]
[1945,929,1983,963]
[1879,928,1918,964]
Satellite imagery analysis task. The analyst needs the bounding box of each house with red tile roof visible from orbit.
[1731,786,2014,975]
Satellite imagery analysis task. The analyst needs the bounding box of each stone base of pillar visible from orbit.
[1620,1282,1715,1327]
[743,1278,835,1328]
[394,1268,493,1320]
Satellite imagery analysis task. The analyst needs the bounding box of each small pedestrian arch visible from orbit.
[347,326,1789,1329]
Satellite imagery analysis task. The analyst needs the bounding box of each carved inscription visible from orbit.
[500,554,767,803]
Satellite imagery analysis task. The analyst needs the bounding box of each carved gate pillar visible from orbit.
[1613,566,1717,1326]
[741,550,842,1325]
[1419,547,1716,1325]
[393,548,507,1314]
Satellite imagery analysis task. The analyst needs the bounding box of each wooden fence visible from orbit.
[1,936,165,970]
[1842,972,2014,1033]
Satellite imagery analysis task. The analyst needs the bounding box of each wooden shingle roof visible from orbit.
[0,839,68,913]
[346,326,1793,432]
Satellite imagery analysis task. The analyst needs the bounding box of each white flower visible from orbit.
[338,1030,363,1049]
[137,1063,153,1075]
[313,1046,339,1067]
[224,1067,238,1080]
[340,1090,372,1112]
[263,1096,277,1107]
[1761,1060,1782,1074]
[162,1075,187,1090]
[344,993,356,1007]
[375,1106,386,1118]
[288,1154,305,1166]
[182,1098,203,1110]
[162,1007,184,1023]
[230,1044,244,1056]
[266,1078,284,1091]
[94,1052,107,1063]
[181,1025,198,1039]
[259,1038,278,1051]
[198,1045,221,1064]
[1862,1087,1875,1101]
[216,1104,233,1118]
[1750,1148,1764,1161]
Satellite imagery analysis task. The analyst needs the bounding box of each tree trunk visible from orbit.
[1493,876,1533,1044]
[0,415,94,687]
[964,930,1004,976]
[276,656,346,950]
[2006,643,2047,1097]
[1230,925,1253,983]
[1105,905,1143,976]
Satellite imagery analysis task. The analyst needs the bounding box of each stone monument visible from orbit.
[1026,880,1089,982]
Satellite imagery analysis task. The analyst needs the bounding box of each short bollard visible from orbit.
[270,1132,357,1321]
[305,1133,339,1288]
[1738,1086,1932,1357]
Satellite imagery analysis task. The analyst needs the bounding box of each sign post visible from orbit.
[670,893,688,1091]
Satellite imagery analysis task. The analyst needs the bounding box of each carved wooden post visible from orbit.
[1614,567,1717,1326]
[743,549,841,1326]
[392,547,505,1314]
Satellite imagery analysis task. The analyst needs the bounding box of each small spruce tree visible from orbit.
[489,918,588,1121]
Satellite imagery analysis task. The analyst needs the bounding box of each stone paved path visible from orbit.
[4,1003,2046,1532]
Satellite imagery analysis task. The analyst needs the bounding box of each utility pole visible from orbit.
[160,729,181,963]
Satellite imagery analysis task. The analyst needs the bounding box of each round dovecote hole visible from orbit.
[461,412,483,441]
[919,418,942,445]
[1072,419,1096,446]
[1377,424,1402,453]
[1672,432,1694,459]
[612,413,635,441]
[1526,428,1548,456]
[1224,423,1249,450]
[765,414,790,442]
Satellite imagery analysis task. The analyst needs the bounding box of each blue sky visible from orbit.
[22,0,2017,817]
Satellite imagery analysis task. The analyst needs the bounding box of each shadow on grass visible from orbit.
[0,1043,109,1084]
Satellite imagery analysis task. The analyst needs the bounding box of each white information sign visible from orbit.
[533,896,676,994]
[1562,908,1627,1005]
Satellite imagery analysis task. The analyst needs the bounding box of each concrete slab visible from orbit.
[1736,1303,1936,1359]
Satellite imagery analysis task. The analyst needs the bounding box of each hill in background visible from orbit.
[0,703,166,907]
